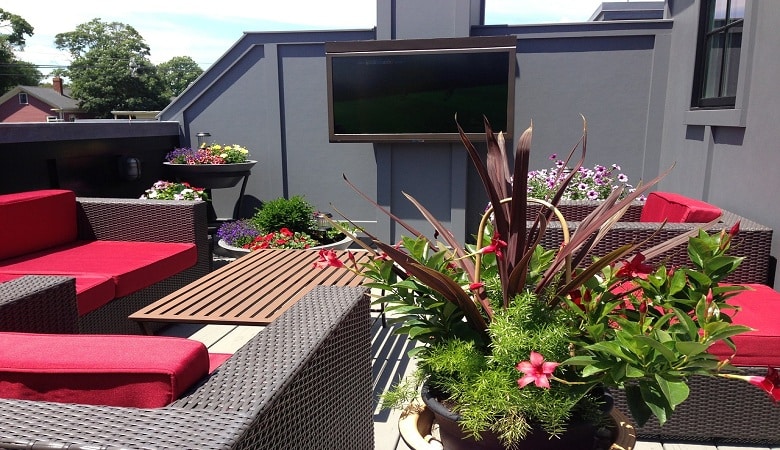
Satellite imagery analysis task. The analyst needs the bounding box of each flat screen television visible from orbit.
[325,36,516,143]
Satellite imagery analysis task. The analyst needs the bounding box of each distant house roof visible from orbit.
[0,85,82,113]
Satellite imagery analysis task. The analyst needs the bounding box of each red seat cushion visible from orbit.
[0,190,77,260]
[709,284,780,367]
[0,332,210,408]
[0,240,196,300]
[208,353,232,373]
[0,273,114,316]
[639,192,722,223]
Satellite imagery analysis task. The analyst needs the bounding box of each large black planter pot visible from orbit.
[419,383,630,450]
[163,161,257,189]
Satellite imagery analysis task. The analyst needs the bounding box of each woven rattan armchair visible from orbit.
[0,276,373,450]
[75,197,210,334]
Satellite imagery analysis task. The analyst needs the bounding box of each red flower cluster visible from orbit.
[245,227,318,250]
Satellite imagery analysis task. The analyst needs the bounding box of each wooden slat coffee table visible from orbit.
[130,248,371,333]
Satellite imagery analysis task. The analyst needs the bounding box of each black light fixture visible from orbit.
[196,132,211,147]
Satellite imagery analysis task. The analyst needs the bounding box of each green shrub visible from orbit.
[250,195,315,234]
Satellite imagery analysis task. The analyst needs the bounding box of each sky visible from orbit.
[4,0,611,76]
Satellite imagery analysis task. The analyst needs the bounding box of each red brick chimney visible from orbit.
[52,76,63,95]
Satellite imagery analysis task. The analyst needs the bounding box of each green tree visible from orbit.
[54,18,169,118]
[157,56,203,98]
[0,8,43,94]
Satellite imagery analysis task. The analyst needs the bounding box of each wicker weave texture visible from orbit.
[525,199,644,222]
[0,285,373,450]
[0,276,78,334]
[612,367,780,444]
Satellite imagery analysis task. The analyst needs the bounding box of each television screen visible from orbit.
[326,36,516,143]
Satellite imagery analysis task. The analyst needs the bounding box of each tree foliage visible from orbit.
[0,8,42,94]
[54,18,169,118]
[157,56,203,98]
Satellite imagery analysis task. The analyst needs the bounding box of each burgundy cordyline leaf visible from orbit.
[538,117,588,215]
[537,163,675,292]
[458,118,507,240]
[507,124,531,264]
[342,174,432,246]
[401,192,475,277]
[639,215,722,262]
[506,214,550,308]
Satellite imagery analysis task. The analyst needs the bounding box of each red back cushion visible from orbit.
[709,284,780,367]
[0,190,78,260]
[639,192,722,223]
[0,332,210,408]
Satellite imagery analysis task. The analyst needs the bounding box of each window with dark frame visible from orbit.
[692,0,745,109]
[18,93,28,105]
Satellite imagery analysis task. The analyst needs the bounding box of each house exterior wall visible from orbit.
[658,0,780,283]
[0,94,54,122]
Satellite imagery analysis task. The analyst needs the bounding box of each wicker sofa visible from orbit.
[0,276,373,450]
[0,191,210,335]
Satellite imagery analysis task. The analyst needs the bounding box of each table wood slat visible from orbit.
[130,249,371,328]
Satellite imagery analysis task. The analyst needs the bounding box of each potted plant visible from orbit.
[316,118,778,449]
[139,180,209,201]
[163,142,256,189]
[216,195,353,256]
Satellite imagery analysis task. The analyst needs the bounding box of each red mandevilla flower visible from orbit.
[480,233,508,259]
[748,367,780,402]
[616,253,653,278]
[568,289,592,311]
[313,249,344,269]
[721,367,780,402]
[516,351,559,389]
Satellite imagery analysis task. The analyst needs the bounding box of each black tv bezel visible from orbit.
[325,36,517,144]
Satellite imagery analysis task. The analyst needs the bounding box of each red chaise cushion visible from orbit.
[639,192,722,223]
[0,332,210,408]
[709,284,780,367]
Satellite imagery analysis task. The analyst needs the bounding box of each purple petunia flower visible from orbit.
[216,219,261,247]
[618,173,628,183]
